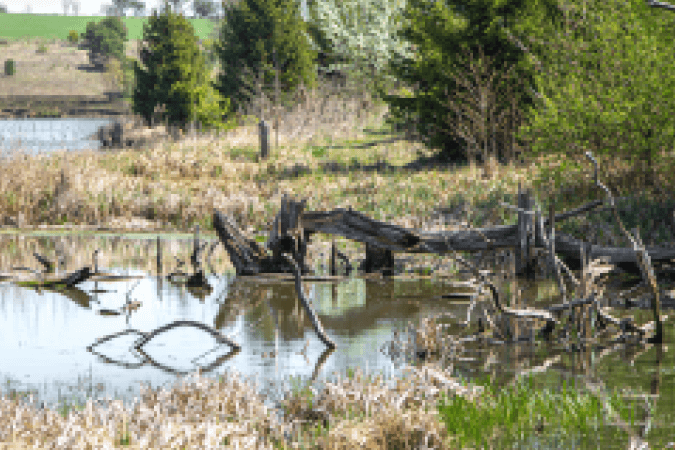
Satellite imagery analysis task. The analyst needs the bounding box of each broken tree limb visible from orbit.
[585,151,663,343]
[450,251,558,330]
[213,210,268,275]
[282,253,336,349]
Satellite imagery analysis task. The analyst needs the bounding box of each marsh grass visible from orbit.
[437,374,634,448]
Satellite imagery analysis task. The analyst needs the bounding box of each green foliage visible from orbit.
[214,0,318,116]
[36,43,48,54]
[132,6,236,133]
[513,0,675,168]
[200,38,218,67]
[382,0,570,163]
[4,59,14,76]
[67,29,79,44]
[80,17,128,69]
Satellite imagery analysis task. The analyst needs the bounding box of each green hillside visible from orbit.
[0,13,216,42]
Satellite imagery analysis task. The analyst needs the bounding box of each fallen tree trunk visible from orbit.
[213,184,672,278]
[300,205,673,271]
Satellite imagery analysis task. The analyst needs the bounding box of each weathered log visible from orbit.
[300,207,673,272]
[266,195,312,275]
[213,196,314,276]
[213,210,269,275]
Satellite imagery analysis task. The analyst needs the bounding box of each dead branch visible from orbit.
[585,151,663,343]
[282,253,336,350]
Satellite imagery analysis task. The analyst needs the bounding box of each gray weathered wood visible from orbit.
[300,207,673,271]
[259,119,269,160]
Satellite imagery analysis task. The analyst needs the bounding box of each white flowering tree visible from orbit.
[302,0,418,94]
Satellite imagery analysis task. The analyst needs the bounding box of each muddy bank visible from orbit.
[0,94,132,119]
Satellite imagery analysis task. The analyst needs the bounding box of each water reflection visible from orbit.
[0,231,460,406]
[0,232,673,447]
[0,117,114,156]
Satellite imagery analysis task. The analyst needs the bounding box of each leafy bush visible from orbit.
[383,0,571,164]
[36,44,47,54]
[80,17,127,70]
[67,30,79,44]
[4,59,15,76]
[514,0,674,171]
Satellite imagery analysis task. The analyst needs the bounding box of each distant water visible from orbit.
[0,117,115,157]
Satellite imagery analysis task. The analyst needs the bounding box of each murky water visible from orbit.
[0,232,673,448]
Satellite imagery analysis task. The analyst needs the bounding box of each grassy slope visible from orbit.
[0,13,215,42]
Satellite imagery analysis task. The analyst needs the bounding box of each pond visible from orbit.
[0,231,673,448]
[0,117,112,156]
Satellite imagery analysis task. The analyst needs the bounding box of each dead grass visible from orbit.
[0,36,128,97]
[0,361,481,449]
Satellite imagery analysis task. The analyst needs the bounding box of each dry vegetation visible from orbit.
[0,37,122,97]
[0,34,673,449]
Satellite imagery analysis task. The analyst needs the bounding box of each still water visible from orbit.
[0,232,673,447]
[0,232,468,410]
[0,117,112,156]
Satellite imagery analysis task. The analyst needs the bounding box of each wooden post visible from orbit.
[331,239,337,276]
[259,119,269,160]
[516,184,534,278]
[156,236,162,276]
[548,200,556,279]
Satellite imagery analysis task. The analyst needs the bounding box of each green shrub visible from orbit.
[81,17,127,69]
[4,59,15,76]
[67,30,79,44]
[36,44,47,54]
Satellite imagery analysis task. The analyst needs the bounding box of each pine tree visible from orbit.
[131,2,236,132]
[214,0,318,116]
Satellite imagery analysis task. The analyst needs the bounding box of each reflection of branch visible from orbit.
[89,322,242,374]
[134,320,242,352]
[87,329,148,369]
[134,345,240,375]
[310,346,335,383]
[509,355,562,386]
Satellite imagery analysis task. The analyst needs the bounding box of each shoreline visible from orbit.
[0,94,132,119]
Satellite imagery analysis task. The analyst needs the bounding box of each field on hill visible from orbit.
[0,13,216,42]
[0,35,214,117]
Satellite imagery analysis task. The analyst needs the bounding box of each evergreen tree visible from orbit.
[380,0,572,163]
[132,2,236,132]
[214,0,318,116]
